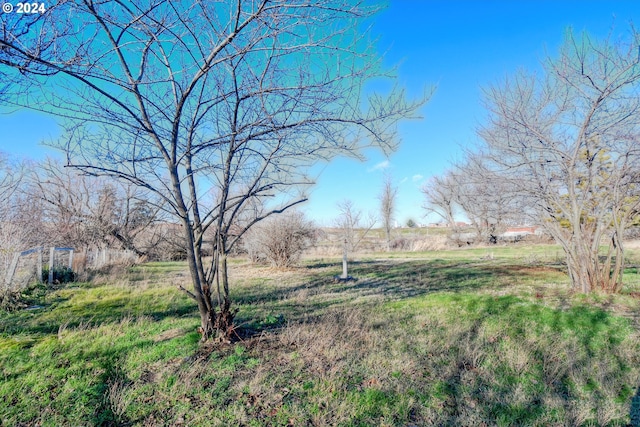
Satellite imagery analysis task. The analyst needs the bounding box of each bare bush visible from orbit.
[243,211,317,268]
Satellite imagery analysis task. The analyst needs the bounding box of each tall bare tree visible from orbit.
[1,1,425,339]
[379,173,398,251]
[479,28,640,293]
[0,154,46,291]
[0,153,21,222]
[421,171,459,230]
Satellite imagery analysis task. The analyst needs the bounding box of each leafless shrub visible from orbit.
[243,211,316,268]
[390,237,411,251]
[409,236,448,251]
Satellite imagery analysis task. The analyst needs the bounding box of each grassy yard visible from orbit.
[2,245,640,426]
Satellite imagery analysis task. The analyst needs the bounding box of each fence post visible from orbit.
[48,247,54,285]
[3,253,20,290]
[68,249,74,269]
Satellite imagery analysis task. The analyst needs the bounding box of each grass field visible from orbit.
[2,244,640,426]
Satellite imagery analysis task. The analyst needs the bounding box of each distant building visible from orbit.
[499,226,541,242]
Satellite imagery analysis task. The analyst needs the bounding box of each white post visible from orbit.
[341,239,348,279]
[68,249,74,269]
[48,247,54,285]
[37,247,43,283]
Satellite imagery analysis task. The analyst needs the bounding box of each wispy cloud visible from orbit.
[367,160,390,172]
[412,174,424,182]
[400,177,408,184]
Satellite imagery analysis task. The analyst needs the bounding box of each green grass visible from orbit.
[1,249,640,426]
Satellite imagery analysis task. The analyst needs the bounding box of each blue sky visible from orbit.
[1,1,639,226]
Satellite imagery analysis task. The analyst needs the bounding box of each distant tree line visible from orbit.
[0,155,177,263]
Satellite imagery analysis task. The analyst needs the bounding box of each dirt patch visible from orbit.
[625,240,640,249]
[153,328,187,342]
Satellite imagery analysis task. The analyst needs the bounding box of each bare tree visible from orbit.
[421,171,459,230]
[0,154,44,294]
[422,156,528,245]
[452,156,523,243]
[378,173,398,251]
[30,160,163,255]
[0,154,25,275]
[334,199,376,253]
[1,1,425,339]
[479,28,640,293]
[0,153,21,223]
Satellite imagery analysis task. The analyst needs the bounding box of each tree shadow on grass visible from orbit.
[1,322,155,426]
[389,295,635,426]
[232,259,520,325]
[631,386,640,426]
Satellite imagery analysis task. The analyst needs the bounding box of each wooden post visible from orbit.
[48,247,54,285]
[68,249,74,269]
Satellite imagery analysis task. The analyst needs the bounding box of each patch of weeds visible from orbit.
[385,292,639,426]
[42,266,77,284]
[259,313,285,327]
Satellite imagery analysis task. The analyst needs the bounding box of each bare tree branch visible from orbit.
[1,0,427,339]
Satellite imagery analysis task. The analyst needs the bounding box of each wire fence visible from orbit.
[2,247,139,292]
[72,248,138,272]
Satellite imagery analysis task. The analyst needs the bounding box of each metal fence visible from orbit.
[2,247,138,292]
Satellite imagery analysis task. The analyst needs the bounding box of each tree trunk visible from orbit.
[213,253,235,341]
[197,300,216,340]
[562,228,625,294]
[179,217,219,341]
[385,227,391,252]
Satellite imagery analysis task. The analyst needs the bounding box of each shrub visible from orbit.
[243,211,317,268]
[0,289,25,311]
[42,265,76,284]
